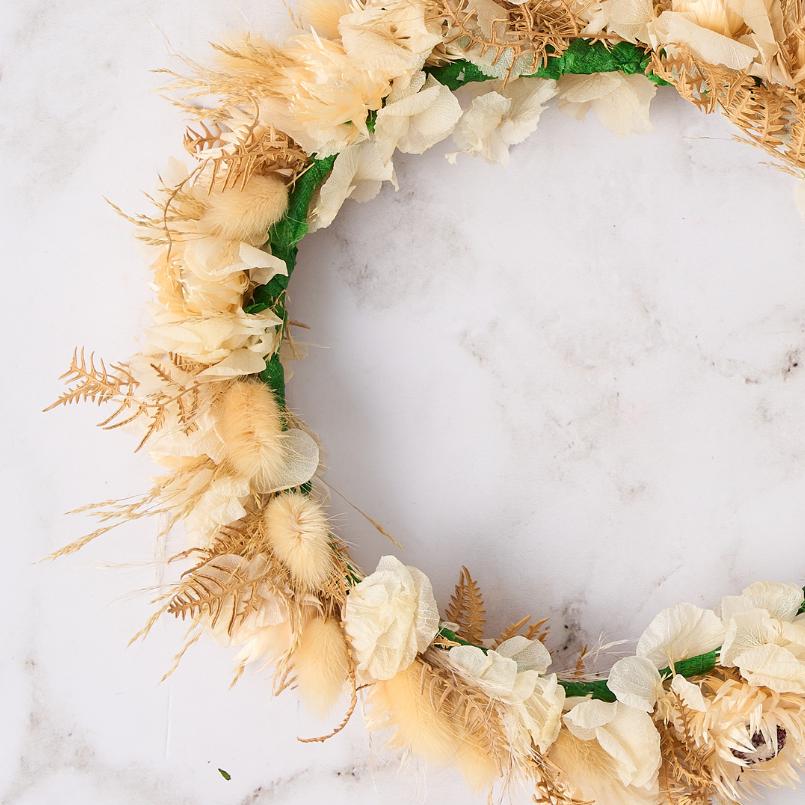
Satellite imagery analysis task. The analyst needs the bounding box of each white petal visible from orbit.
[670,675,707,712]
[720,608,782,666]
[734,643,805,693]
[199,349,268,378]
[740,581,804,622]
[496,635,552,673]
[651,10,758,69]
[564,698,617,740]
[636,602,724,668]
[608,656,662,712]
[602,0,654,40]
[259,428,320,493]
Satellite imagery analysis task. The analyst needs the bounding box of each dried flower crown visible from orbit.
[50,0,805,802]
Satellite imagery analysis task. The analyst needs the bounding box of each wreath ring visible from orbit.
[50,1,805,802]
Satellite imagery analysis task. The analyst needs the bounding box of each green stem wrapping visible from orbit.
[427,40,669,91]
[248,154,337,402]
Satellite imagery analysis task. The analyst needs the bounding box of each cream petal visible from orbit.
[740,581,804,622]
[558,73,655,135]
[564,699,617,740]
[496,635,552,673]
[258,428,320,493]
[602,0,654,40]
[608,655,663,712]
[312,141,394,230]
[563,700,661,790]
[594,705,661,789]
[198,349,268,378]
[720,608,782,666]
[651,10,758,68]
[520,673,565,752]
[669,674,707,712]
[734,643,805,693]
[636,602,724,668]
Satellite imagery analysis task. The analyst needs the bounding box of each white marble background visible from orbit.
[4,1,805,803]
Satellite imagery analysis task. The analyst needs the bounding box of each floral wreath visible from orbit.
[49,0,805,802]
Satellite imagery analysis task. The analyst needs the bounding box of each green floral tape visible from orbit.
[427,39,669,90]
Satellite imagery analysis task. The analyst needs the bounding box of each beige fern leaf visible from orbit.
[167,552,273,636]
[494,615,550,647]
[445,566,486,643]
[45,347,136,411]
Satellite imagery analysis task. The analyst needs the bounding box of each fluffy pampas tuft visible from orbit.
[215,380,286,491]
[368,659,499,789]
[294,617,350,714]
[264,492,332,589]
[201,174,289,245]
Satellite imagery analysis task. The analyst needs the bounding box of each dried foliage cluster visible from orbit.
[429,0,585,77]
[653,46,805,172]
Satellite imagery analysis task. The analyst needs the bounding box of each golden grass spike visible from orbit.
[444,566,486,644]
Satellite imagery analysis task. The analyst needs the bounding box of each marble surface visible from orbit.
[5,1,805,803]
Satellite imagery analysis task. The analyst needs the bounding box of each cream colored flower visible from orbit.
[721,582,805,693]
[374,72,462,159]
[649,10,758,68]
[147,307,282,375]
[339,0,441,81]
[555,699,661,800]
[310,140,395,230]
[520,673,566,752]
[448,642,544,703]
[178,238,286,316]
[608,654,708,713]
[719,583,805,693]
[255,34,389,157]
[670,0,743,36]
[185,472,253,540]
[636,602,725,668]
[450,636,563,753]
[595,0,654,41]
[343,555,439,680]
[557,72,656,135]
[449,78,557,164]
[722,581,804,622]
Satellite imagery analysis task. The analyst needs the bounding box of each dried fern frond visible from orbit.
[183,113,308,193]
[45,348,137,411]
[651,48,805,172]
[445,566,487,643]
[495,614,550,647]
[657,694,718,804]
[47,348,218,451]
[167,551,280,635]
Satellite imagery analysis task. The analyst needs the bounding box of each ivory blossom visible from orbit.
[343,555,440,680]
